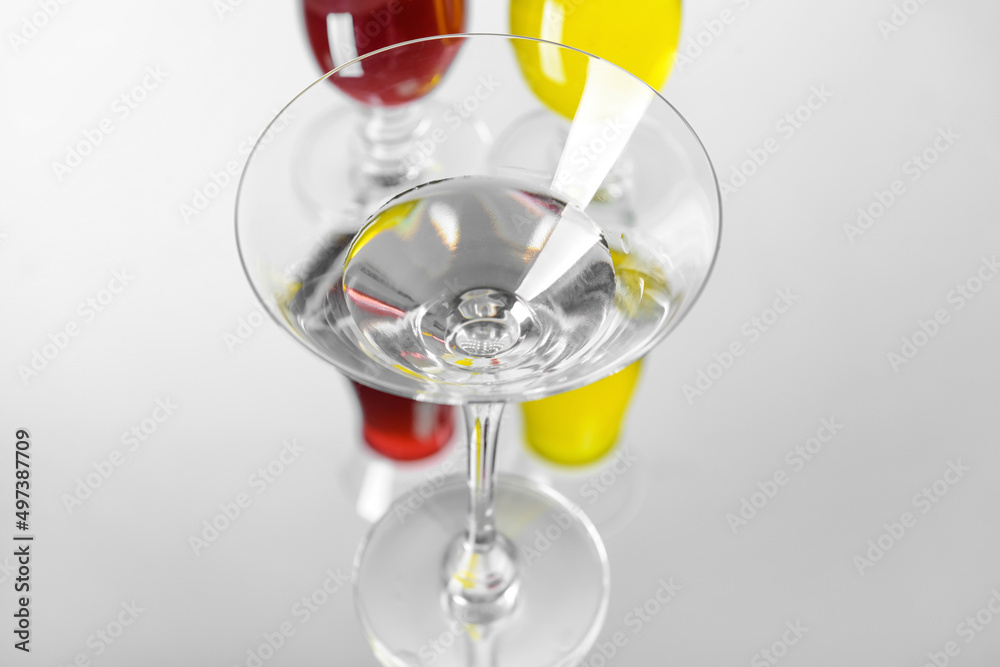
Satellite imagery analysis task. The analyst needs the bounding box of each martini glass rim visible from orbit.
[234,32,724,405]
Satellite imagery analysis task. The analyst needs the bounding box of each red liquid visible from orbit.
[303,0,465,106]
[352,382,454,461]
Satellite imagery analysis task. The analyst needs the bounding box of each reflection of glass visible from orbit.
[506,0,683,474]
[236,35,721,666]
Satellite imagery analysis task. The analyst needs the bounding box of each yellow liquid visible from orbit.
[512,0,681,465]
[522,361,642,465]
[521,247,663,465]
[510,0,682,118]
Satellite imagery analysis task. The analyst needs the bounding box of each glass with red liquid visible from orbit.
[303,0,465,107]
[297,0,481,206]
[343,381,460,523]
[351,381,453,461]
[297,2,474,521]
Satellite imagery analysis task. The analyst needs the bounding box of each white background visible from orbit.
[2,0,999,665]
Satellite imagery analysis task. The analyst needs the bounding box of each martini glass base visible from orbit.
[354,474,609,667]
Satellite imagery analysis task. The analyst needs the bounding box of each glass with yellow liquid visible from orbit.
[522,336,642,465]
[509,0,682,118]
[505,0,683,469]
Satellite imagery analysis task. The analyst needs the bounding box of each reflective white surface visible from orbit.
[1,0,998,665]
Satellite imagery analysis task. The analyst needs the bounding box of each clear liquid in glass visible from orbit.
[289,175,681,400]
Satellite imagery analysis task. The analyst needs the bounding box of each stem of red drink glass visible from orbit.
[443,401,519,625]
[357,104,428,189]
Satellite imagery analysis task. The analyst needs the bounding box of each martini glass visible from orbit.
[236,34,720,666]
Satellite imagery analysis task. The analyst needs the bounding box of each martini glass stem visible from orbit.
[466,402,504,546]
[444,401,519,625]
